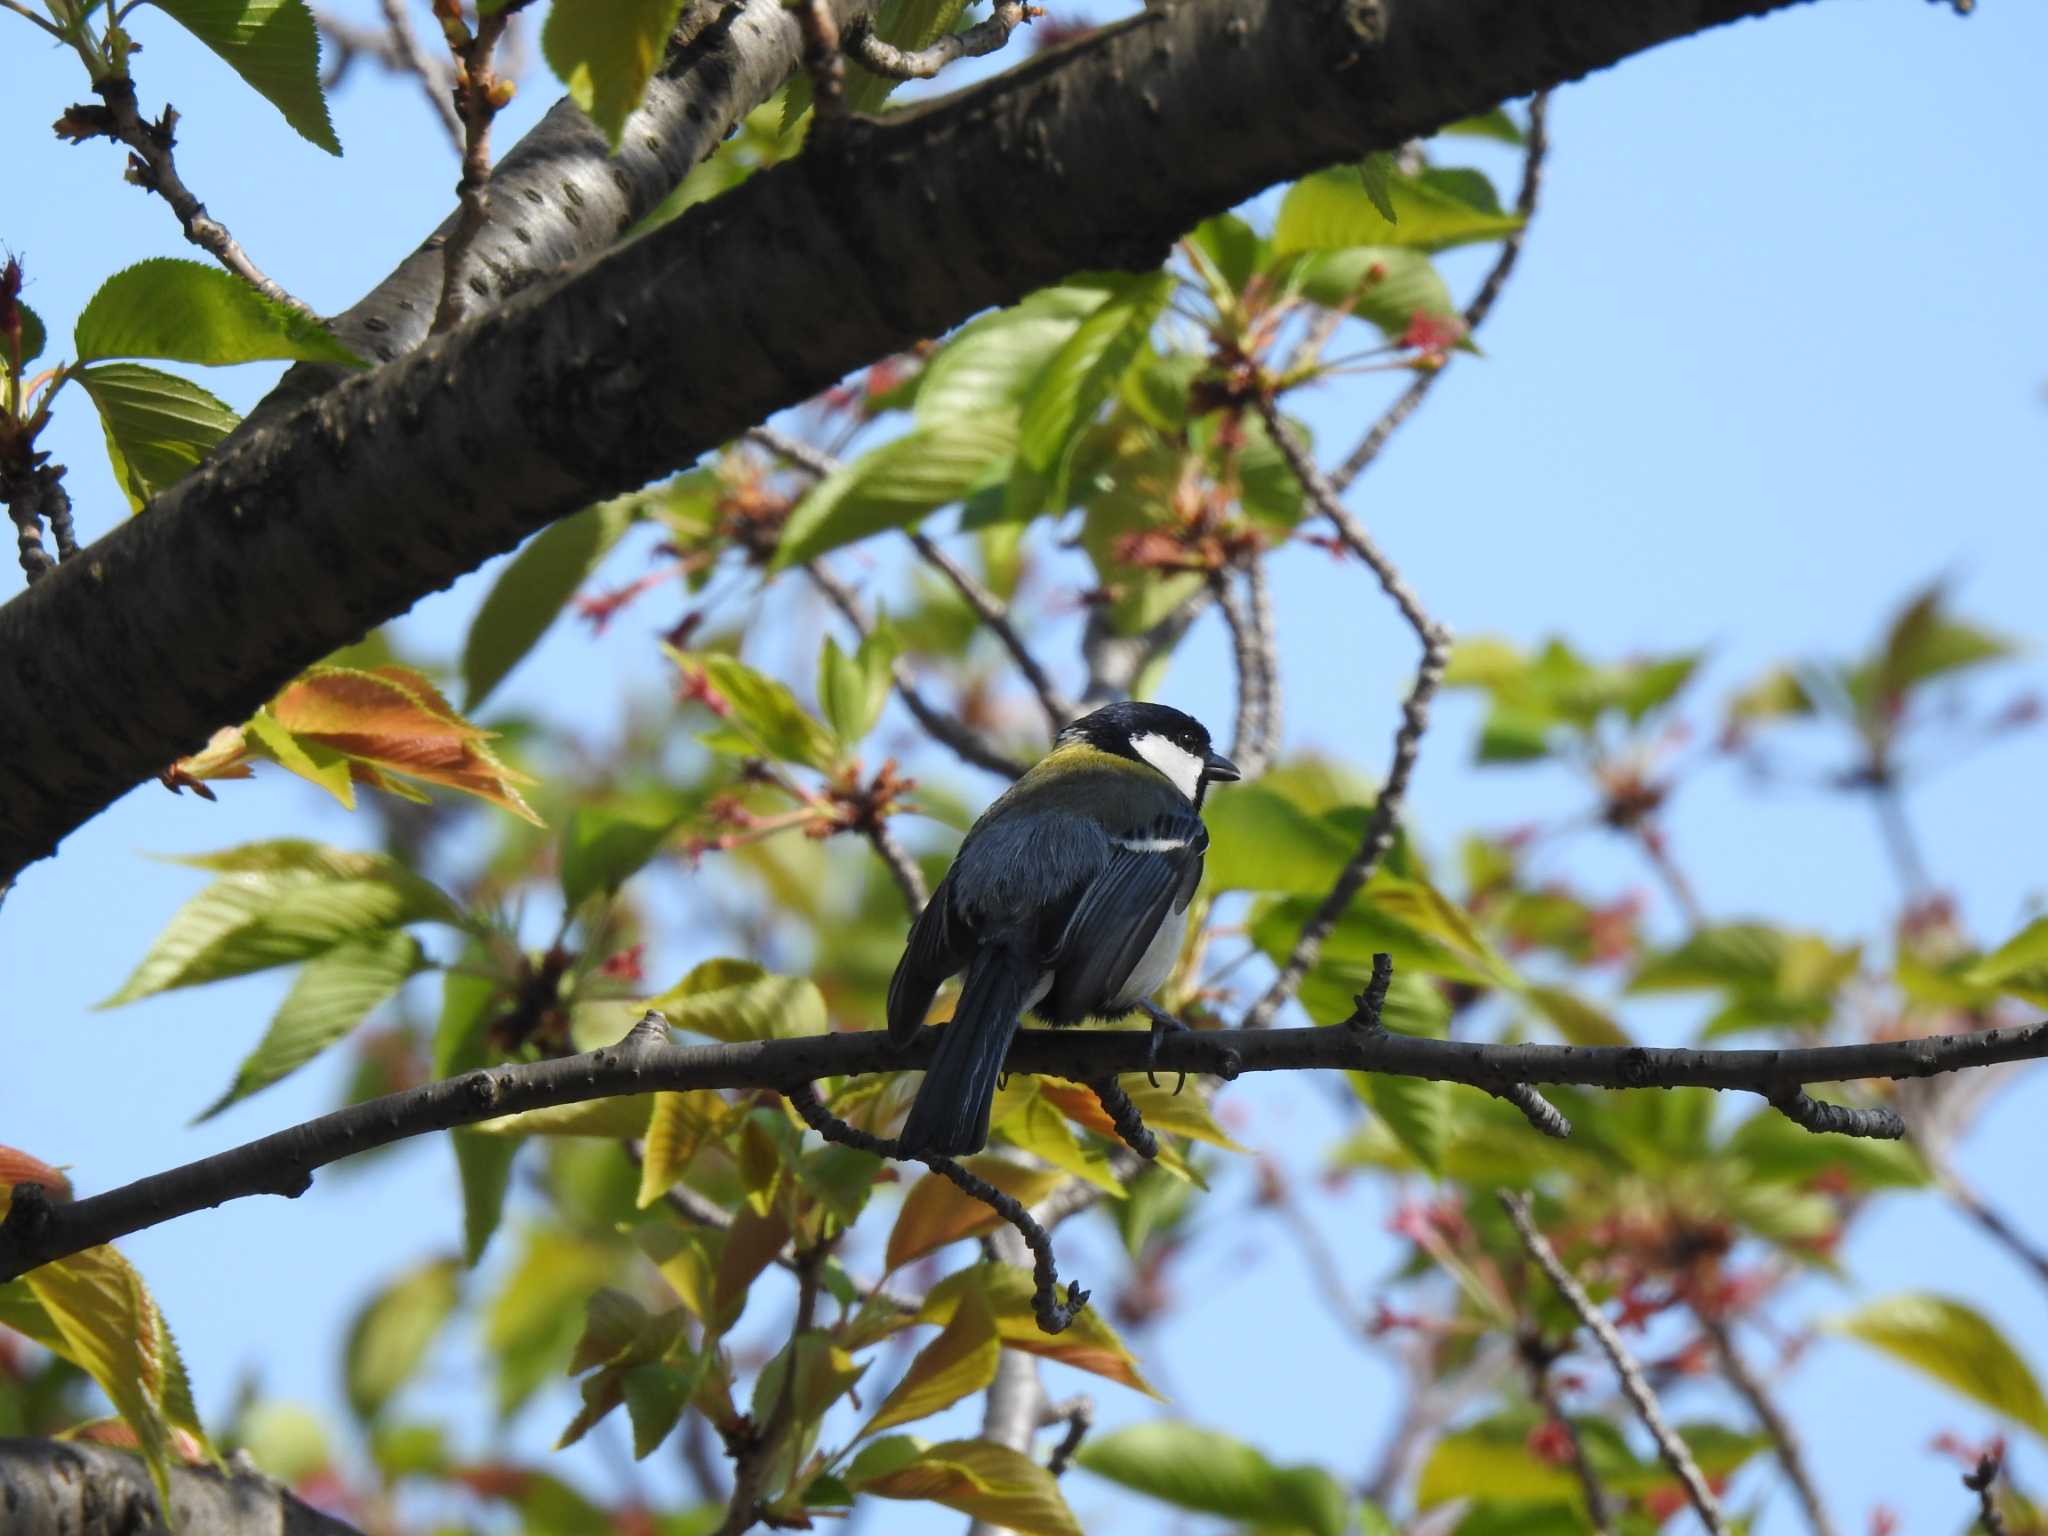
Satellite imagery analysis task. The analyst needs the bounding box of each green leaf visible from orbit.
[1203,784,1357,893]
[1007,272,1175,521]
[1076,1421,1348,1536]
[1439,106,1524,144]
[1870,582,2017,701]
[1285,247,1458,340]
[7,301,48,370]
[198,929,423,1119]
[75,362,240,513]
[852,1437,1083,1536]
[863,1286,1000,1435]
[1829,1294,2048,1440]
[560,797,683,911]
[1356,153,1398,221]
[915,284,1121,425]
[102,842,460,1005]
[818,624,898,750]
[1629,924,1786,994]
[771,414,1019,568]
[1524,985,1630,1046]
[463,497,639,708]
[1965,916,2048,989]
[344,1257,461,1422]
[1275,166,1523,255]
[669,650,841,770]
[1185,213,1266,298]
[541,0,690,150]
[74,259,359,365]
[150,0,339,152]
[1362,1073,1451,1175]
[646,958,827,1042]
[437,963,520,1267]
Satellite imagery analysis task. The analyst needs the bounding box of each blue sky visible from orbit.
[3,0,2045,1531]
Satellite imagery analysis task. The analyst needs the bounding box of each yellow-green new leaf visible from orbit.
[919,1265,1162,1399]
[199,929,424,1119]
[863,1286,1000,1436]
[772,414,1020,569]
[75,362,240,512]
[543,0,691,151]
[852,1437,1083,1536]
[464,497,640,709]
[1827,1293,2048,1442]
[75,259,358,365]
[1275,166,1523,255]
[636,1090,733,1207]
[151,0,339,152]
[669,650,841,770]
[345,1257,461,1423]
[646,959,827,1042]
[1076,1421,1349,1536]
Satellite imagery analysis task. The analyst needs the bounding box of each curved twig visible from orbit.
[844,1,1030,82]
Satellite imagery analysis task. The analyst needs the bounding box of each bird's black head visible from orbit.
[1058,701,1241,806]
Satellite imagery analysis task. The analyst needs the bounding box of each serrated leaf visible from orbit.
[199,929,422,1119]
[74,362,240,512]
[989,1080,1121,1192]
[344,1257,461,1422]
[463,497,638,708]
[886,1157,1068,1270]
[919,1265,1162,1399]
[771,414,1020,569]
[853,1437,1082,1536]
[1275,165,1523,255]
[863,1285,1000,1436]
[10,1241,203,1512]
[102,841,459,1005]
[541,0,689,150]
[560,797,682,911]
[1362,1073,1451,1175]
[1076,1421,1348,1536]
[668,649,841,770]
[1827,1293,2048,1441]
[1356,152,1398,221]
[150,0,337,151]
[915,284,1118,426]
[646,958,827,1042]
[1007,272,1174,521]
[636,1090,733,1207]
[75,258,356,364]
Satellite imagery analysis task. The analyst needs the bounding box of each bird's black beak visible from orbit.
[1203,749,1242,784]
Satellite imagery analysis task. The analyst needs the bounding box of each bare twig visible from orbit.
[844,0,1030,81]
[317,0,465,148]
[867,815,929,916]
[794,0,848,121]
[1212,561,1280,778]
[432,1,520,332]
[1330,89,1550,495]
[1241,405,1450,1029]
[1634,821,1708,930]
[1873,780,1935,904]
[11,1007,2048,1282]
[783,1083,1088,1332]
[1964,1450,2009,1536]
[1696,1309,1837,1536]
[907,528,1074,733]
[1041,1394,1094,1475]
[1500,1193,1727,1535]
[1519,1332,1615,1536]
[60,84,308,311]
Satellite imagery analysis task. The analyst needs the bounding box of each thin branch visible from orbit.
[907,528,1075,733]
[9,1006,2048,1282]
[59,84,308,311]
[315,1,465,149]
[803,558,1027,779]
[784,1083,1087,1332]
[711,1231,830,1536]
[1212,562,1279,778]
[1964,1450,2009,1536]
[1634,821,1707,930]
[1040,1395,1094,1476]
[867,815,929,916]
[843,0,1030,81]
[1500,1193,1727,1536]
[1873,779,1935,904]
[1519,1332,1615,1536]
[1696,1309,1838,1536]
[1941,1170,2048,1292]
[1330,89,1550,495]
[0,0,67,38]
[432,5,517,332]
[1241,404,1450,1029]
[795,0,848,121]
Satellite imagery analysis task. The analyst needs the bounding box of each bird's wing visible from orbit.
[886,871,974,1043]
[1043,811,1208,1020]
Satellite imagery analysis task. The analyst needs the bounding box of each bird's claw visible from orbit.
[1136,1000,1190,1094]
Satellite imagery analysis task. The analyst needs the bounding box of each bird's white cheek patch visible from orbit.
[1131,732,1205,801]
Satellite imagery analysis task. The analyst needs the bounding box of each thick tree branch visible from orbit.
[5,1002,2040,1284]
[0,1438,361,1536]
[0,0,1820,880]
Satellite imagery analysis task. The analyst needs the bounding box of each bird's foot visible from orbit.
[1135,999,1190,1094]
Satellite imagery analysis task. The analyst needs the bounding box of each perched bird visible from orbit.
[886,701,1241,1156]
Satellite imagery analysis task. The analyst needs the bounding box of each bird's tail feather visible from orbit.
[896,947,1038,1157]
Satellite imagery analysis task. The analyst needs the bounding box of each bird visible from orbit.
[886,700,1241,1157]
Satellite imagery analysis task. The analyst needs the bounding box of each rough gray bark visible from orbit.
[0,0,1814,882]
[0,1439,363,1536]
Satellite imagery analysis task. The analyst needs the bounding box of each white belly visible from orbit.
[1109,905,1187,1010]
